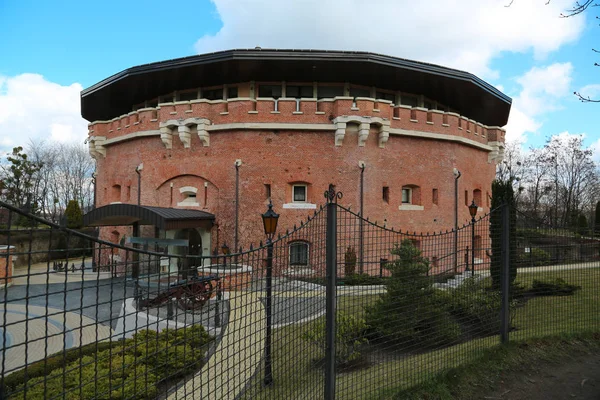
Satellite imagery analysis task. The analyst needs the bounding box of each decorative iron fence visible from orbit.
[0,188,598,399]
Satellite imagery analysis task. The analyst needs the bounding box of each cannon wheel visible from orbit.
[177,281,214,311]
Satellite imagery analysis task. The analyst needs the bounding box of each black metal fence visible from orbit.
[0,189,599,399]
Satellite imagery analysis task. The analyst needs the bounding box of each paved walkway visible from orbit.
[12,259,113,286]
[0,303,113,376]
[170,290,265,400]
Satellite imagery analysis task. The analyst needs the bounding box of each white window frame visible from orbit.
[178,186,200,207]
[292,184,307,203]
[289,241,309,267]
[402,187,412,204]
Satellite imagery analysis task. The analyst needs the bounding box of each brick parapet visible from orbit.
[88,98,506,147]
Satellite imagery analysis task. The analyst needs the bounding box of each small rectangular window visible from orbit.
[258,85,282,99]
[465,190,469,206]
[286,85,313,98]
[188,193,197,198]
[227,86,238,99]
[402,188,411,204]
[203,88,223,100]
[432,188,438,205]
[376,91,395,102]
[317,85,344,99]
[383,187,389,203]
[290,242,309,266]
[293,185,307,202]
[401,95,418,107]
[178,91,198,101]
[265,184,271,199]
[349,87,370,98]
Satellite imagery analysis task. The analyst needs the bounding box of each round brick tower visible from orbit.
[82,49,510,274]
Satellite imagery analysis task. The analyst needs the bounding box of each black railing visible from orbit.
[0,195,598,399]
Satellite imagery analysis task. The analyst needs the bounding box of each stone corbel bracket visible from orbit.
[87,136,106,159]
[332,116,390,148]
[159,120,178,149]
[488,141,505,164]
[160,118,211,149]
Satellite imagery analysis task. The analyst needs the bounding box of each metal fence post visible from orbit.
[325,184,340,400]
[500,203,511,344]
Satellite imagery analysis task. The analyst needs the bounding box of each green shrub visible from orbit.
[7,325,213,399]
[344,246,357,276]
[518,247,551,267]
[64,200,83,229]
[442,279,517,334]
[531,278,581,296]
[365,240,461,347]
[342,273,387,286]
[303,311,369,366]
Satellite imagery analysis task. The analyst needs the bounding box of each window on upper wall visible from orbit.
[178,90,198,101]
[376,91,396,102]
[178,187,200,207]
[349,87,370,98]
[258,85,282,99]
[286,85,313,98]
[289,241,309,267]
[317,85,344,99]
[465,190,469,206]
[226,86,238,99]
[400,95,419,107]
[264,184,271,200]
[383,187,390,203]
[402,185,421,205]
[432,188,439,205]
[203,88,223,100]
[293,184,307,202]
[402,187,412,204]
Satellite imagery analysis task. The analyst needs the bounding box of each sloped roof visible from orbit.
[81,49,512,126]
[83,204,214,230]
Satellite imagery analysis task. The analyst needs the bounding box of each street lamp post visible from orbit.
[453,169,461,272]
[468,200,478,277]
[215,243,230,328]
[261,201,279,386]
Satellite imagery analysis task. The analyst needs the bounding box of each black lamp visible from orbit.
[262,201,280,241]
[468,200,478,220]
[221,243,231,255]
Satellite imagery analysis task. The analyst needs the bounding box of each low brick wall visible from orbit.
[196,264,253,291]
[0,245,14,288]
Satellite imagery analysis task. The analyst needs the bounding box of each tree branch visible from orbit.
[574,91,600,102]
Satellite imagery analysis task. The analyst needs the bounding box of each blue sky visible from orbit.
[0,0,598,157]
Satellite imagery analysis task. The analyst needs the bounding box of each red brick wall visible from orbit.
[89,92,504,274]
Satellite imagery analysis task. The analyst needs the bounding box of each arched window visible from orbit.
[289,241,309,267]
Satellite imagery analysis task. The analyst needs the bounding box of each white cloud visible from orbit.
[195,0,584,79]
[505,62,574,143]
[0,74,87,154]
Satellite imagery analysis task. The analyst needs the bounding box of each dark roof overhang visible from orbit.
[81,49,512,126]
[83,204,215,230]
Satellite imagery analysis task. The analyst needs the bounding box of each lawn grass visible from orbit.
[240,267,600,399]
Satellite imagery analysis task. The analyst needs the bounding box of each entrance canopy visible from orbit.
[83,204,215,230]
